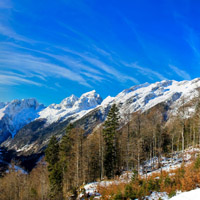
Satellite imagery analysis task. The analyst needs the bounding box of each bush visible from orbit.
[164,176,171,187]
[124,184,136,199]
[194,156,200,169]
[168,190,176,198]
[114,191,123,200]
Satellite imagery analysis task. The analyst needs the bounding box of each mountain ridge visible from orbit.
[1,78,200,156]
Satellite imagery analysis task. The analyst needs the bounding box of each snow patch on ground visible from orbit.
[145,192,169,200]
[170,188,200,200]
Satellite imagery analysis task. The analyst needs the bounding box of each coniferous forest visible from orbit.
[1,97,200,199]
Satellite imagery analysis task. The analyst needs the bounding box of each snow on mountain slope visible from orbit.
[0,102,8,110]
[0,99,45,141]
[1,78,200,146]
[38,90,103,124]
[38,78,200,132]
[109,78,200,117]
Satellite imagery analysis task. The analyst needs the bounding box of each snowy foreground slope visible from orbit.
[81,148,200,200]
[81,181,200,200]
[145,189,200,200]
[1,78,200,152]
[170,188,200,200]
[148,189,200,200]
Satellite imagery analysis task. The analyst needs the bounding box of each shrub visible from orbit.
[168,190,176,198]
[194,156,200,169]
[114,191,123,200]
[164,176,171,187]
[124,184,136,199]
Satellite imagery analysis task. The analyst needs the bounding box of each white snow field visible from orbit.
[145,189,200,200]
[170,188,200,200]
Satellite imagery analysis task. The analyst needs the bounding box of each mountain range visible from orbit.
[1,78,200,160]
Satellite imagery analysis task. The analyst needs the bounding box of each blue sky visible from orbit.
[0,0,199,105]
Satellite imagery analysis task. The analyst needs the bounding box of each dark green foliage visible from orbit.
[194,156,200,169]
[147,178,161,192]
[49,162,63,199]
[59,124,74,171]
[164,176,171,187]
[45,136,59,171]
[114,191,123,200]
[45,136,63,199]
[124,184,136,199]
[131,170,138,182]
[168,190,176,198]
[177,165,185,178]
[147,179,155,191]
[103,104,120,179]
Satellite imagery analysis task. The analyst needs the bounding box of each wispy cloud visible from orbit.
[55,21,140,84]
[5,41,139,85]
[173,13,200,60]
[184,26,200,59]
[0,23,35,43]
[0,74,41,86]
[169,65,191,80]
[123,62,166,81]
[0,50,91,87]
[60,48,139,84]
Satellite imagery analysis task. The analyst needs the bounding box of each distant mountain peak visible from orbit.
[0,98,45,141]
[1,78,200,150]
[38,90,103,124]
[60,94,79,108]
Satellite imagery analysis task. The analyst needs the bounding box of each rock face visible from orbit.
[1,78,200,156]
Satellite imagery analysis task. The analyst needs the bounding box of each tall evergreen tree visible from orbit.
[45,136,63,200]
[103,104,120,179]
[59,123,74,167]
[59,124,74,192]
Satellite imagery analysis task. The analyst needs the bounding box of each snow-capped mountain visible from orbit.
[0,99,45,142]
[108,78,200,117]
[1,78,200,155]
[38,90,103,124]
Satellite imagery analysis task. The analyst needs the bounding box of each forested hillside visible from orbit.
[1,93,200,199]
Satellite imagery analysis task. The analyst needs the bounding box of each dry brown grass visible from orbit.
[98,158,200,199]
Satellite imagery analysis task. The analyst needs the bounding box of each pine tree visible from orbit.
[45,136,63,200]
[103,104,120,179]
[59,124,74,168]
[48,162,63,199]
[45,136,59,170]
[59,124,74,192]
